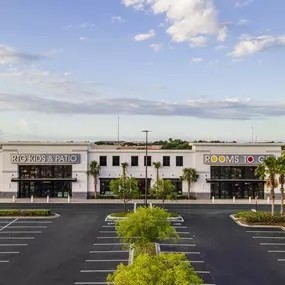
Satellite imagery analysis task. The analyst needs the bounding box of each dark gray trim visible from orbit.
[72,192,87,199]
[0,192,17,198]
[192,192,211,199]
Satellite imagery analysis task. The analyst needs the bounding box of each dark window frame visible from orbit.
[144,156,152,166]
[163,156,170,167]
[131,156,139,167]
[176,156,183,167]
[99,156,107,167]
[112,156,120,167]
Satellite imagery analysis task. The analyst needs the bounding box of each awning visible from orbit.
[11,178,77,182]
[206,179,264,183]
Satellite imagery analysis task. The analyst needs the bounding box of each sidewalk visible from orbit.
[0,198,276,204]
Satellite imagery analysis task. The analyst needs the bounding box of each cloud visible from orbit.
[235,0,254,8]
[0,45,46,65]
[123,0,224,46]
[215,45,227,51]
[150,43,163,51]
[158,22,164,28]
[189,36,207,48]
[134,29,155,41]
[18,119,29,132]
[191,57,203,63]
[237,19,249,26]
[79,37,89,41]
[217,26,228,42]
[230,34,285,57]
[111,16,126,23]
[1,92,285,120]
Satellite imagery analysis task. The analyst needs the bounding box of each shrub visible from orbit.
[235,211,285,223]
[0,209,51,216]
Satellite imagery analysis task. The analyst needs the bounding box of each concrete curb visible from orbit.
[230,214,285,231]
[105,214,184,222]
[0,213,60,219]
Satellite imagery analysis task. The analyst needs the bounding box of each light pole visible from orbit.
[142,130,151,207]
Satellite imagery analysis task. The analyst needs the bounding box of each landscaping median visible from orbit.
[0,209,53,217]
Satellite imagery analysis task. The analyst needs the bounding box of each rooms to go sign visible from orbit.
[11,154,81,164]
[204,154,273,165]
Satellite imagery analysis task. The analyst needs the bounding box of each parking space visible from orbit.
[160,220,215,285]
[0,218,53,264]
[74,220,129,285]
[245,227,285,265]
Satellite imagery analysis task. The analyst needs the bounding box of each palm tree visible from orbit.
[121,162,129,179]
[181,168,199,199]
[152,162,161,181]
[277,155,285,215]
[255,156,279,215]
[87,160,101,198]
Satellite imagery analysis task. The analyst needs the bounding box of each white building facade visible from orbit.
[0,141,283,199]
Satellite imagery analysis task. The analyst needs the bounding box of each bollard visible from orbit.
[68,195,70,203]
[47,196,49,203]
[12,196,15,203]
[267,197,270,204]
[233,197,236,203]
[134,203,137,212]
[249,197,252,203]
[212,196,215,203]
[31,195,34,203]
[150,203,153,208]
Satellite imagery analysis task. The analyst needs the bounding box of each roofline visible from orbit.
[192,143,284,146]
[0,141,90,146]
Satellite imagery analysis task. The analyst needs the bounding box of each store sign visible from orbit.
[11,154,81,164]
[204,154,273,165]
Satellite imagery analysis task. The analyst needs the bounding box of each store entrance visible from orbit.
[19,181,72,198]
[210,182,264,199]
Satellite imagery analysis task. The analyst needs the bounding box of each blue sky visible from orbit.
[0,0,285,142]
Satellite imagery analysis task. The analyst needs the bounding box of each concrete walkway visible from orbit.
[0,198,278,204]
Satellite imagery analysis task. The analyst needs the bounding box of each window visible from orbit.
[99,156,107,166]
[112,156,120,166]
[176,156,183,167]
[163,156,170,167]
[131,156,139,166]
[144,156,152,166]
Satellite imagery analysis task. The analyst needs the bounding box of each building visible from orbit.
[0,141,283,199]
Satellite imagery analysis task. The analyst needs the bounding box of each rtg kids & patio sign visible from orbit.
[204,154,273,165]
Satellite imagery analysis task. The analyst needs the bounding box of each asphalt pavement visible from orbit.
[0,203,284,285]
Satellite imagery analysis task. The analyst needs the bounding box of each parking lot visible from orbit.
[0,203,284,285]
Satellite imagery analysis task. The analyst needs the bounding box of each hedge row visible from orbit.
[0,209,51,216]
[235,211,285,223]
[88,194,196,200]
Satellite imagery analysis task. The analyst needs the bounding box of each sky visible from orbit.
[0,0,285,142]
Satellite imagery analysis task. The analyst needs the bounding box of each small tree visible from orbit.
[150,179,177,207]
[277,155,285,215]
[107,253,203,285]
[87,160,101,198]
[181,168,199,199]
[116,206,179,253]
[255,156,279,215]
[152,161,161,181]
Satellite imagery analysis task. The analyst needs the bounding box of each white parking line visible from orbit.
[0,231,42,234]
[93,243,128,246]
[0,252,19,254]
[253,236,285,239]
[160,244,196,247]
[9,226,47,229]
[14,221,52,224]
[80,269,115,273]
[260,243,285,246]
[278,259,285,261]
[268,250,285,253]
[0,260,9,263]
[247,231,285,233]
[0,237,35,240]
[196,271,210,274]
[0,219,18,232]
[86,259,128,262]
[89,250,128,253]
[99,231,116,233]
[75,282,111,284]
[0,244,27,247]
[174,226,187,229]
[102,226,115,228]
[161,251,200,254]
[190,261,205,263]
[176,232,190,234]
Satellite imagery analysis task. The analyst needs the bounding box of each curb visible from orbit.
[230,214,285,231]
[0,213,60,219]
[105,214,184,222]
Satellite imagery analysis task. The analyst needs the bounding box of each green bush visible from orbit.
[235,212,285,223]
[0,209,51,216]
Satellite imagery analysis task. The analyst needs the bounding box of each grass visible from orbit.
[235,211,285,226]
[134,243,156,258]
[0,209,51,216]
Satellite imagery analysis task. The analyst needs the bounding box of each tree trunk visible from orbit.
[187,182,191,199]
[271,175,275,216]
[162,199,165,208]
[124,200,127,213]
[281,184,284,215]
[156,168,159,181]
[94,176,97,199]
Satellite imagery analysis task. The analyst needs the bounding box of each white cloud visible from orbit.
[111,16,126,23]
[1,92,285,120]
[191,57,203,63]
[19,119,29,132]
[150,43,163,52]
[235,0,254,8]
[158,22,164,28]
[215,45,227,51]
[134,29,155,41]
[64,72,72,76]
[230,34,285,57]
[217,26,228,42]
[123,0,224,46]
[0,45,46,65]
[232,58,243,63]
[189,36,207,47]
[237,19,249,26]
[79,37,89,41]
